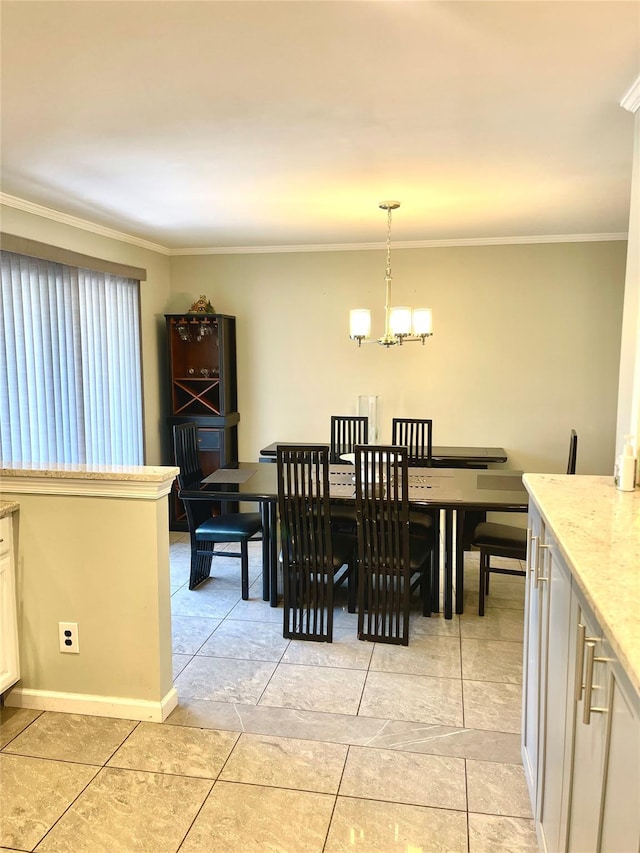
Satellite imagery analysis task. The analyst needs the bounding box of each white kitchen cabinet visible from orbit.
[566,589,640,853]
[0,513,20,694]
[522,503,542,799]
[599,662,640,850]
[523,485,640,853]
[535,530,573,853]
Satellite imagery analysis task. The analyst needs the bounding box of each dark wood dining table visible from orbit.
[259,441,508,468]
[185,462,528,619]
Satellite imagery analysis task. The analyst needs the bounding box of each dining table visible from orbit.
[259,441,508,468]
[184,461,528,619]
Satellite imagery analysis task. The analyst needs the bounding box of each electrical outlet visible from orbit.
[58,621,79,653]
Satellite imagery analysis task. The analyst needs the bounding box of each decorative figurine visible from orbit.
[188,295,215,314]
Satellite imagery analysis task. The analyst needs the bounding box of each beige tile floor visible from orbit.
[1,535,538,852]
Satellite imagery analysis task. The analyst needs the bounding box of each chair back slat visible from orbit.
[173,422,212,530]
[392,418,433,466]
[355,444,411,644]
[173,422,203,486]
[330,416,368,463]
[567,429,578,474]
[277,445,335,641]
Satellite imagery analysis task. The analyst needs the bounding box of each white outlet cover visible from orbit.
[58,621,79,653]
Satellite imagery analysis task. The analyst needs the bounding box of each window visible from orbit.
[0,250,143,466]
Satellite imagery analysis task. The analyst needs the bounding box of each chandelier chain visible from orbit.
[385,206,393,281]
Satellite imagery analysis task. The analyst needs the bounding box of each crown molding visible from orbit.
[0,192,627,256]
[0,193,170,255]
[171,232,628,255]
[621,76,640,113]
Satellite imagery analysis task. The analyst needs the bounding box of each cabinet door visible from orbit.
[598,652,640,852]
[536,536,573,853]
[521,503,544,801]
[566,602,609,852]
[0,517,19,694]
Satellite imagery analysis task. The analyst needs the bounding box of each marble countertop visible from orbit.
[0,463,179,482]
[0,500,19,519]
[524,473,640,695]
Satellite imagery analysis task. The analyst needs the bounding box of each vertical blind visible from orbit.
[0,251,143,466]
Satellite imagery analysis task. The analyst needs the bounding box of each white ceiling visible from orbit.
[1,1,639,251]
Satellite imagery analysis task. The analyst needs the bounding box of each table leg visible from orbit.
[444,509,454,619]
[455,509,465,615]
[269,501,278,607]
[260,502,270,601]
[430,509,440,613]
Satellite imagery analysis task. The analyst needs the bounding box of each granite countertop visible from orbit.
[0,463,179,482]
[0,500,19,519]
[524,473,640,695]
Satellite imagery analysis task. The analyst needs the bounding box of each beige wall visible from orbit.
[616,111,640,454]
[1,203,628,476]
[0,204,172,465]
[169,241,627,476]
[8,488,173,709]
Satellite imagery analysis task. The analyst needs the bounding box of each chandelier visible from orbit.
[350,201,433,347]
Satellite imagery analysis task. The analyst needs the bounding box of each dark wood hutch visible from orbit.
[165,312,239,529]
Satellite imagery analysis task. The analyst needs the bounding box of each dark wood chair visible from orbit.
[567,429,578,475]
[392,417,433,466]
[329,415,369,536]
[173,423,262,594]
[391,417,439,577]
[277,445,356,642]
[330,415,368,463]
[473,429,578,615]
[354,444,433,645]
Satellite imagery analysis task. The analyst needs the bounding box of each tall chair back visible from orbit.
[567,429,578,474]
[330,415,368,463]
[355,444,415,645]
[392,418,433,466]
[174,421,202,487]
[277,445,340,641]
[173,421,212,539]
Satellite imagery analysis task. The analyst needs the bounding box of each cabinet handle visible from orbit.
[527,534,538,575]
[582,641,610,725]
[535,542,550,585]
[575,623,586,700]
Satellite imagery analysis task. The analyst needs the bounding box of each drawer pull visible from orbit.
[527,534,538,575]
[535,542,550,585]
[582,641,610,725]
[575,623,586,700]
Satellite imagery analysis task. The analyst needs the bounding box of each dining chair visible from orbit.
[328,415,369,538]
[277,445,356,642]
[173,422,262,593]
[354,444,434,645]
[330,415,368,464]
[391,417,433,466]
[472,429,578,615]
[391,416,439,541]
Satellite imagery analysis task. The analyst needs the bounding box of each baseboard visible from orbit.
[4,686,179,723]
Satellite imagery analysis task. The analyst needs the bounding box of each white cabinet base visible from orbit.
[0,513,20,694]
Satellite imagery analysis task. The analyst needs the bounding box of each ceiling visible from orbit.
[1,1,639,251]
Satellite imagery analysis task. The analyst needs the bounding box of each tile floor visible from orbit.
[0,535,538,852]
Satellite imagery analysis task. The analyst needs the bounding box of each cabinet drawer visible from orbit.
[197,428,222,451]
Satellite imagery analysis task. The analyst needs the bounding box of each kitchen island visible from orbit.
[0,463,179,721]
[522,474,639,852]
